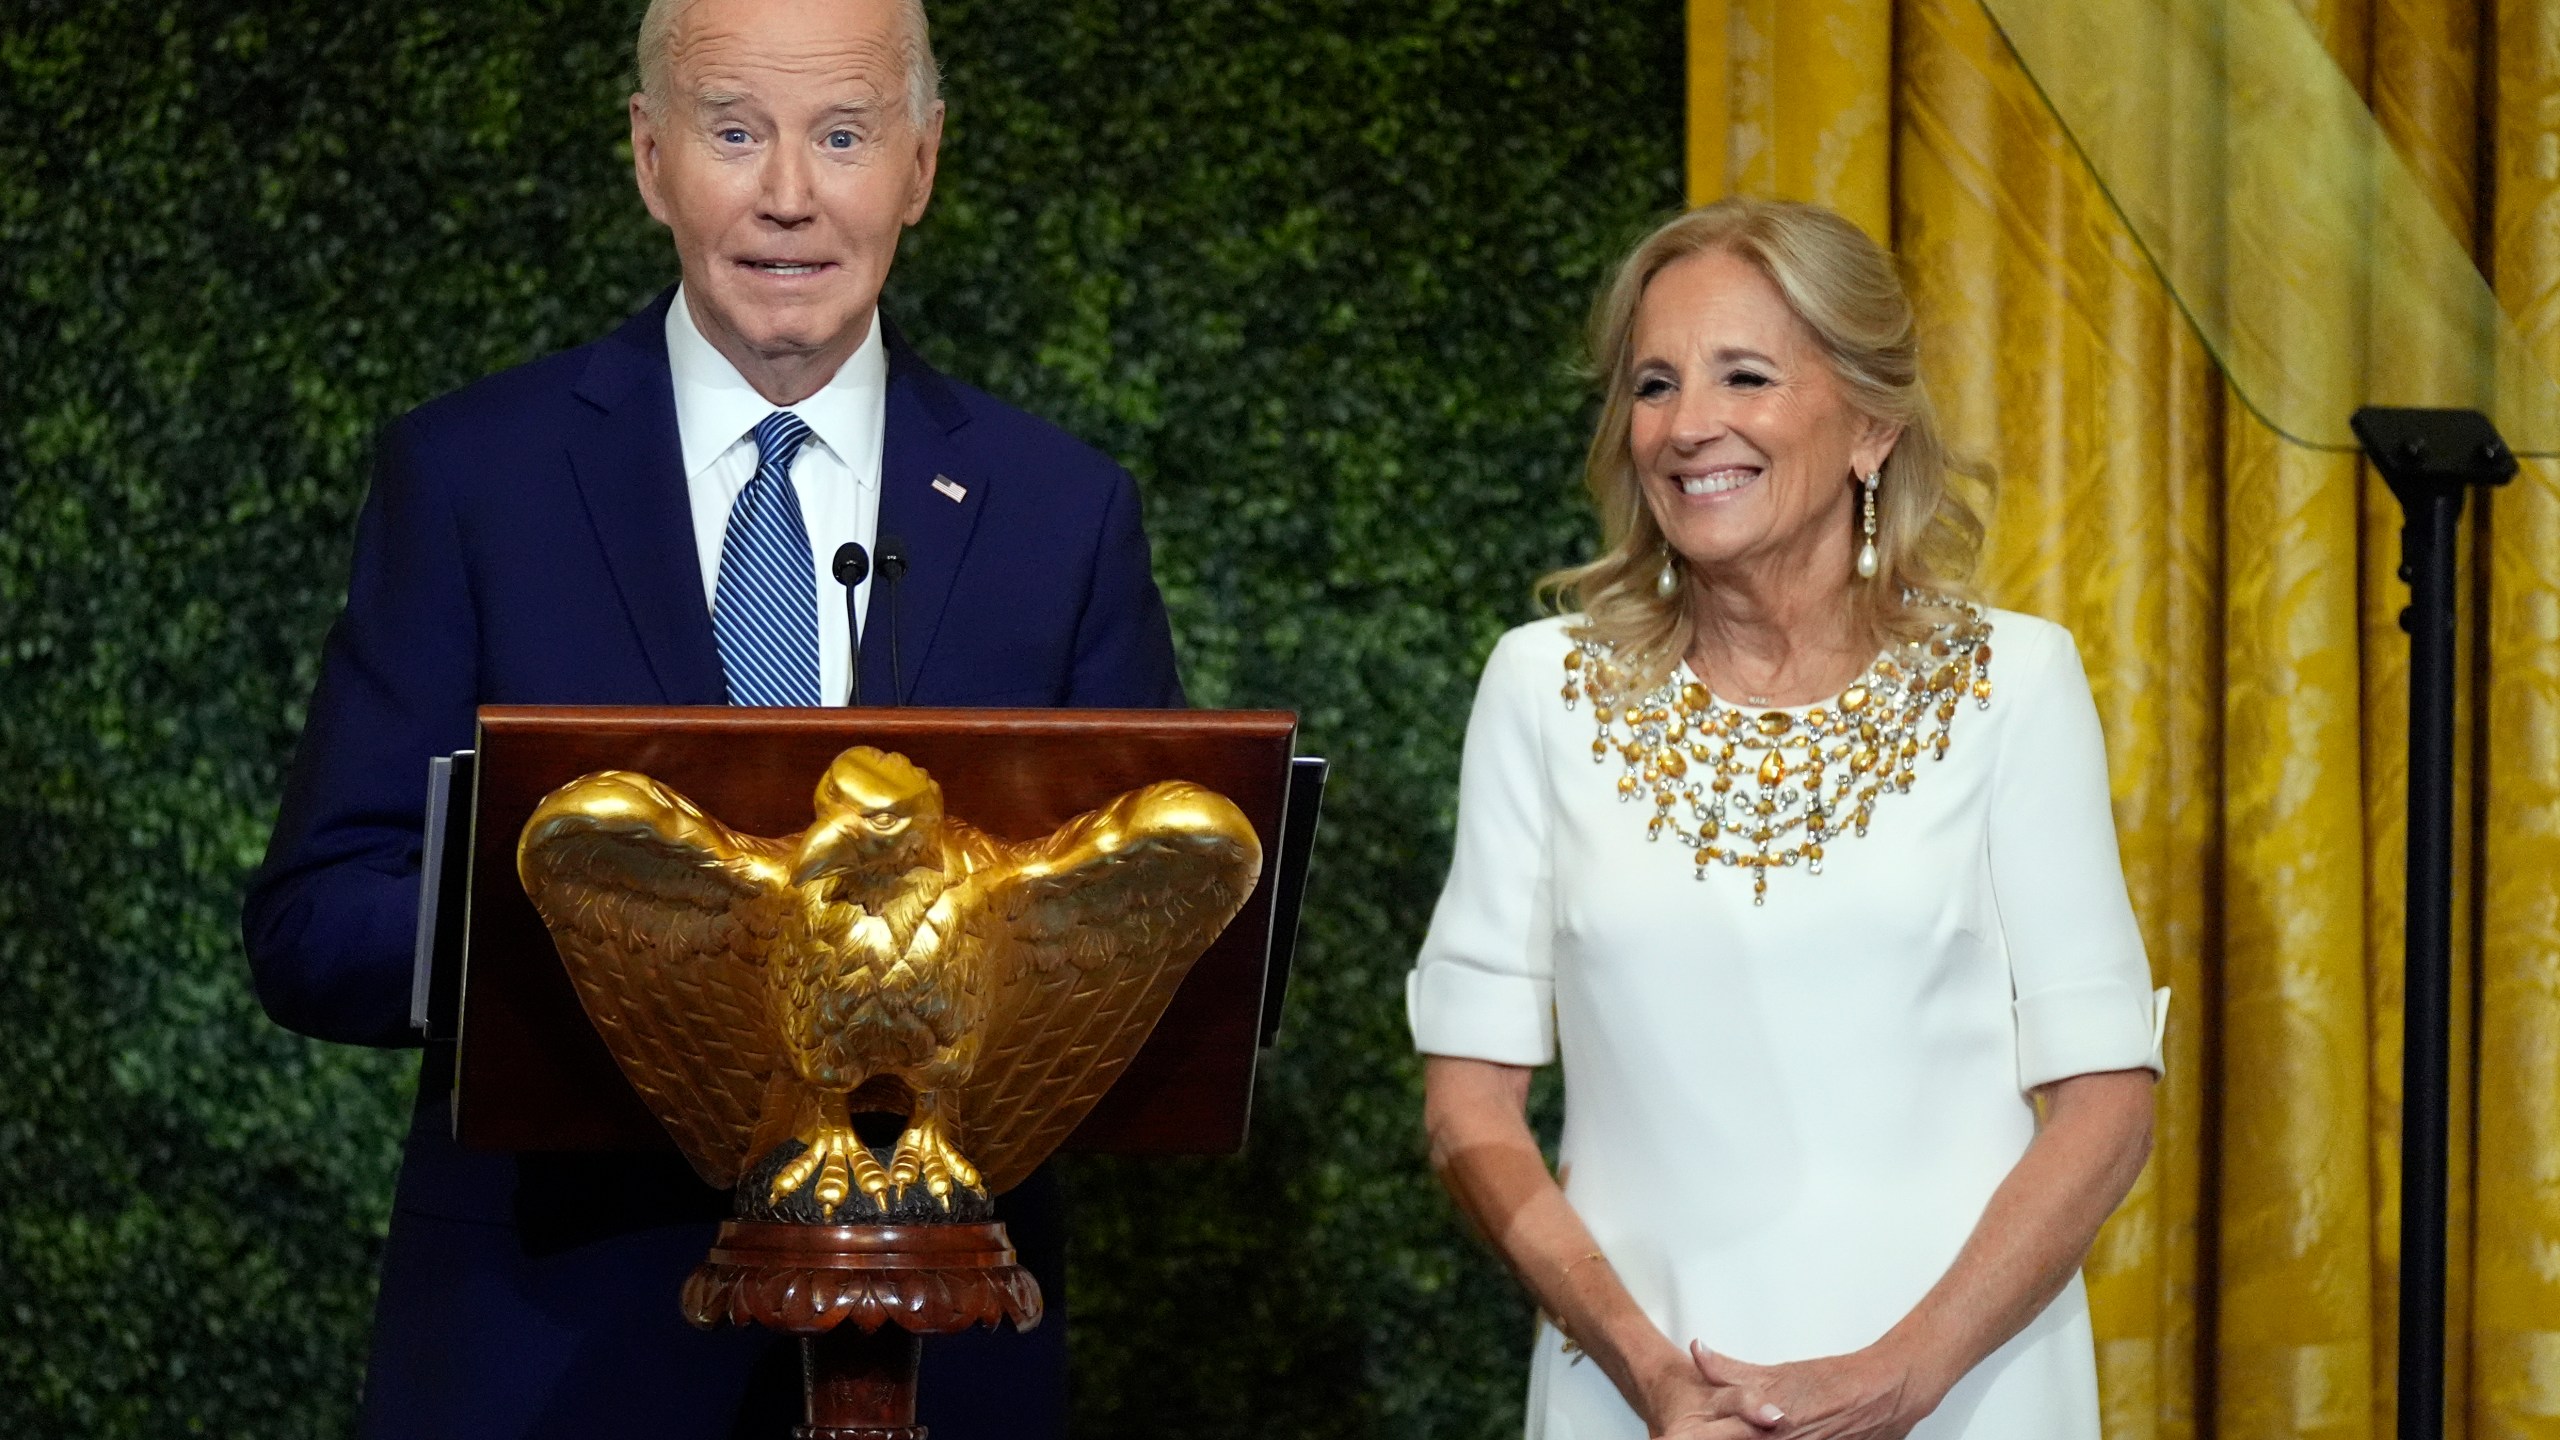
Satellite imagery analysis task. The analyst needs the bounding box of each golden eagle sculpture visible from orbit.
[515,747,1263,1220]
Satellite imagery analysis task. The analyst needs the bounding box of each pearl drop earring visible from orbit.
[1655,552,1681,599]
[1856,470,1881,580]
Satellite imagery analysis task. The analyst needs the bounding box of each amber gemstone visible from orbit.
[1756,711,1794,737]
[1680,683,1710,712]
[1757,751,1788,787]
[1657,748,1688,779]
[1564,650,1584,670]
[1840,684,1869,712]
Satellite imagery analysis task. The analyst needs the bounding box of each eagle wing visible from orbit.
[516,771,792,1189]
[945,781,1264,1195]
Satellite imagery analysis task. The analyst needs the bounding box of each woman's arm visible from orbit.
[1425,1055,1785,1440]
[1690,1066,2155,1438]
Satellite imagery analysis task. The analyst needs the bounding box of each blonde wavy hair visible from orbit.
[1541,198,1989,695]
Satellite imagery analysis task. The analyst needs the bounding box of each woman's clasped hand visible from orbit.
[1668,1342,1937,1440]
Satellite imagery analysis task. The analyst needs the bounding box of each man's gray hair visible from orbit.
[636,0,942,126]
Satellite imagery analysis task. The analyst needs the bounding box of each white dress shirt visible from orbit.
[667,286,887,706]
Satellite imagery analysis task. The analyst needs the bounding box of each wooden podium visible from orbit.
[426,706,1315,1438]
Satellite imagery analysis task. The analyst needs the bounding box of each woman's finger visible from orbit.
[1687,1343,1786,1427]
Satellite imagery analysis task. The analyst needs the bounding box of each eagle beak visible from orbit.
[791,818,859,888]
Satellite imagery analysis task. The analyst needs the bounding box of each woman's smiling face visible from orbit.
[1626,248,1897,590]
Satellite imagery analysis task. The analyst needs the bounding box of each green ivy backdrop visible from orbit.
[0,1,1681,1434]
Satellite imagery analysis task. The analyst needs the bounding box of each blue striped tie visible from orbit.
[713,412,823,707]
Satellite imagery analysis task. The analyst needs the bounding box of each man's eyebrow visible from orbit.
[694,89,752,110]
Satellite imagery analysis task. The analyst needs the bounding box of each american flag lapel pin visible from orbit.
[932,474,968,504]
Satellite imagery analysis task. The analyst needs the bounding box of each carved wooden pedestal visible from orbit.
[682,1221,1042,1440]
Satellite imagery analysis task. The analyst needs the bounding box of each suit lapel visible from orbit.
[566,292,727,706]
[865,325,986,704]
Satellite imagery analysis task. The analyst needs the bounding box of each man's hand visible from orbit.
[1689,1341,1938,1440]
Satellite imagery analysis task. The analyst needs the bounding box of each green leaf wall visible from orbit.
[0,1,1680,1434]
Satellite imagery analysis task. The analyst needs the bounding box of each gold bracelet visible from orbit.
[1562,1249,1608,1278]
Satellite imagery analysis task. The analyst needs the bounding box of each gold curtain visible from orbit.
[1686,2,2560,1435]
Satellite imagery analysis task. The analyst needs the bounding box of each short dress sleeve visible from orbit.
[1989,619,2169,1089]
[1406,626,1560,1066]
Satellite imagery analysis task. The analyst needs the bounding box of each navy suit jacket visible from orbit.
[243,291,1182,1439]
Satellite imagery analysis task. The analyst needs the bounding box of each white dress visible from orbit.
[1406,609,2166,1440]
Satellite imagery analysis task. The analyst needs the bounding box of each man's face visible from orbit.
[631,0,941,378]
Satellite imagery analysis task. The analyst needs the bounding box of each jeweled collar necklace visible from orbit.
[1560,601,1995,904]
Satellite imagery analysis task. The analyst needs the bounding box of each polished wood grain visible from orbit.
[453,707,1297,1165]
[681,1220,1040,1440]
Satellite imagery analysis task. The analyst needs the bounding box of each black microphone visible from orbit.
[876,537,908,706]
[831,542,868,706]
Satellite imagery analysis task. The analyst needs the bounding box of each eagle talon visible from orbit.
[888,1108,984,1205]
[769,1118,889,1216]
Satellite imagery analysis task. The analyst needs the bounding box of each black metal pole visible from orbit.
[2352,407,2514,1440]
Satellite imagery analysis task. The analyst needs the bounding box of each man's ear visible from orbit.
[902,102,945,227]
[631,93,671,226]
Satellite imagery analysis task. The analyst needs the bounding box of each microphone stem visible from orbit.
[886,565,904,706]
[845,581,864,706]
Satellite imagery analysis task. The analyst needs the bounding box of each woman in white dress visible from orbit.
[1409,199,2165,1440]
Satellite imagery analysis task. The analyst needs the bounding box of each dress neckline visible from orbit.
[1677,655,1878,716]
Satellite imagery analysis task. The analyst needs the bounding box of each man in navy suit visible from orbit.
[241,0,1178,1434]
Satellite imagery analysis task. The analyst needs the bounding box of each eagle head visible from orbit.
[791,747,946,890]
